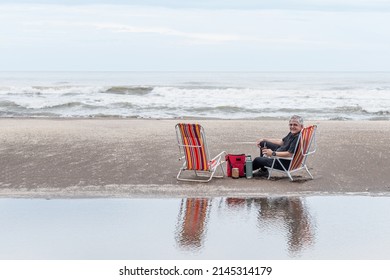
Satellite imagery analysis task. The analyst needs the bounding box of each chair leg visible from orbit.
[267,158,276,180]
[177,169,213,182]
[218,161,226,177]
[304,165,314,179]
[267,158,295,181]
[266,163,313,181]
[177,166,223,183]
[176,167,185,181]
[176,155,226,183]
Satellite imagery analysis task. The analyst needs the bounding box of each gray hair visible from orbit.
[290,115,304,125]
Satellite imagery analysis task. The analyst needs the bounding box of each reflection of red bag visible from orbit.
[225,154,246,177]
[226,198,246,207]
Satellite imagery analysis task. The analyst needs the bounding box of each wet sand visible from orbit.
[1,119,389,198]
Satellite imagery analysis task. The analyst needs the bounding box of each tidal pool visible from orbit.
[1,196,389,259]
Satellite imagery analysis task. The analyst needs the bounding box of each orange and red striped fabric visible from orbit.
[290,125,316,170]
[177,123,208,171]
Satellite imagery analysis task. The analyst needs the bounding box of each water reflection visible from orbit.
[254,197,315,256]
[2,197,390,259]
[175,197,315,256]
[175,198,210,251]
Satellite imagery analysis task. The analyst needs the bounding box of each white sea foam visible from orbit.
[0,71,389,120]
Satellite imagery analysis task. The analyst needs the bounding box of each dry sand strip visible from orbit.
[1,118,390,198]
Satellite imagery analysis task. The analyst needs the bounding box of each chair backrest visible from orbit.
[289,125,317,171]
[175,123,210,171]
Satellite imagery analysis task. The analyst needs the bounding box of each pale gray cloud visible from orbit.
[1,3,389,71]
[2,0,390,11]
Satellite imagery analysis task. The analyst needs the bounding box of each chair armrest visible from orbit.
[211,151,227,162]
[270,155,293,160]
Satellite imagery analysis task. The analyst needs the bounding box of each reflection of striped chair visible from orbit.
[266,125,317,181]
[175,123,226,182]
[176,198,210,249]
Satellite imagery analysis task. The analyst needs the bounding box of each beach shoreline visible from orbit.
[1,118,390,198]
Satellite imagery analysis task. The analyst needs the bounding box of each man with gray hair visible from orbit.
[253,115,304,177]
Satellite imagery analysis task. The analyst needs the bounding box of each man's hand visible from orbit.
[262,148,272,157]
[256,138,265,147]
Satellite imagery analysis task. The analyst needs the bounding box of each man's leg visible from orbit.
[252,156,274,171]
[255,141,291,173]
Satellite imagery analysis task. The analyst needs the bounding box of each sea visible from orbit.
[1,71,390,120]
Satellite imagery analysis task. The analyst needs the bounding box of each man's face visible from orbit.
[289,120,303,135]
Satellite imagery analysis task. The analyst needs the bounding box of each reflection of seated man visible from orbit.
[253,115,304,177]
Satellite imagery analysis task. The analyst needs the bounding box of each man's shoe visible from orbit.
[253,170,269,177]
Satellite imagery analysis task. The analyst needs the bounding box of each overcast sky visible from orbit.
[1,0,390,71]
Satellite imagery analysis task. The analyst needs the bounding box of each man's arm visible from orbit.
[262,149,293,158]
[256,138,283,147]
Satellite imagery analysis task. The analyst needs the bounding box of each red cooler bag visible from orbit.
[225,154,246,177]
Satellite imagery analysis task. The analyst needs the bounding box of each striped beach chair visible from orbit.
[266,125,317,181]
[175,123,226,182]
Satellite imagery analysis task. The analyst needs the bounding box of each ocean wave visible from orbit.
[104,86,153,95]
[333,105,365,113]
[88,113,139,118]
[2,71,390,120]
[41,102,107,110]
[110,102,136,109]
[0,100,24,108]
[1,85,105,96]
[373,110,390,116]
[188,105,252,114]
[375,87,388,91]
[326,86,358,91]
[329,116,353,121]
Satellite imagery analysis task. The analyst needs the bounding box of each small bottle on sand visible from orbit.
[245,155,253,179]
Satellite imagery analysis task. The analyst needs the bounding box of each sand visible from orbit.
[1,118,389,198]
